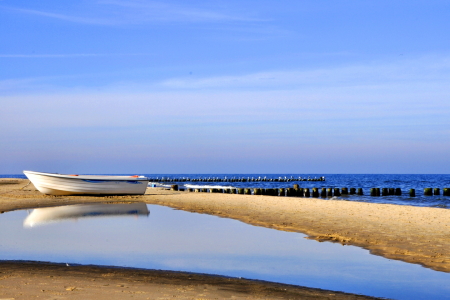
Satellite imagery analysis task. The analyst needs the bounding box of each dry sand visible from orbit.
[1,178,449,299]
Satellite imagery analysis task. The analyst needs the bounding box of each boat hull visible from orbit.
[23,171,149,195]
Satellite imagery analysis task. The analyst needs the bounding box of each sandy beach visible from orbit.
[0,261,381,300]
[1,178,449,299]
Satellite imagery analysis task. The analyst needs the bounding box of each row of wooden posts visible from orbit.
[149,176,325,183]
[171,185,450,197]
[369,188,450,197]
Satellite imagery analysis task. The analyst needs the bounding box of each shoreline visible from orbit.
[1,178,449,273]
[1,178,449,299]
[0,260,382,300]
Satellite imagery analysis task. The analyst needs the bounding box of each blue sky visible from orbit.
[1,0,449,174]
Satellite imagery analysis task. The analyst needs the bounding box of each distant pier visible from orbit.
[148,176,326,183]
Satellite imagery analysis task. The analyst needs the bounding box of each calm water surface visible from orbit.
[1,203,449,300]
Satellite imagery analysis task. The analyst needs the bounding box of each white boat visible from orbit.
[23,170,149,195]
[23,203,150,227]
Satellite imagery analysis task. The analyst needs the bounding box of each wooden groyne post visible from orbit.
[424,188,433,196]
[312,187,319,197]
[444,188,450,196]
[304,188,310,197]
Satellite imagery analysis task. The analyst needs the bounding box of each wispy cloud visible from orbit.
[2,55,450,173]
[2,1,260,25]
[3,7,113,25]
[0,78,40,91]
[99,0,260,22]
[0,53,153,58]
[158,55,450,90]
[2,54,450,97]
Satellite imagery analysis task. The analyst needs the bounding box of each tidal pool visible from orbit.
[1,203,449,300]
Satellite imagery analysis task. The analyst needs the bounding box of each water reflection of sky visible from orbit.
[0,203,449,300]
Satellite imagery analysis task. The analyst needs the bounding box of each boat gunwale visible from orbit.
[23,170,149,182]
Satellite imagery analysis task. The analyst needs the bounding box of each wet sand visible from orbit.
[1,178,449,298]
[0,261,381,300]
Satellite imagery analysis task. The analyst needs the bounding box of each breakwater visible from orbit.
[171,185,450,199]
[147,174,450,208]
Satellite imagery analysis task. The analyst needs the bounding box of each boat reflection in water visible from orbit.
[23,203,150,227]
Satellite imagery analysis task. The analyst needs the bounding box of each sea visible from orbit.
[2,173,450,209]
